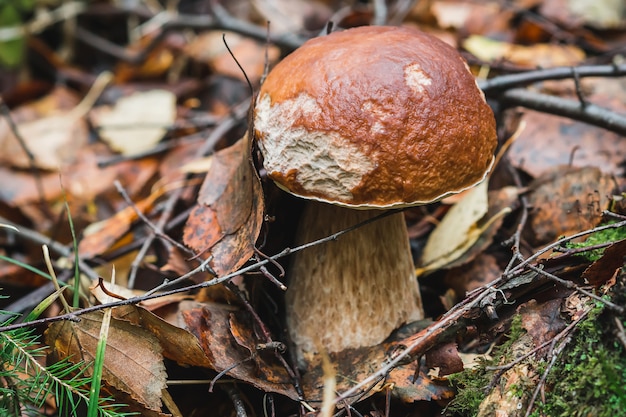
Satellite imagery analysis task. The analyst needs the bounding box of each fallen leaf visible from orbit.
[78,191,161,259]
[0,76,110,170]
[509,80,626,178]
[46,311,167,415]
[114,35,177,82]
[431,1,510,37]
[541,0,625,29]
[89,281,213,368]
[91,89,176,156]
[518,299,567,356]
[418,181,514,275]
[181,300,298,399]
[183,133,264,277]
[463,35,585,67]
[114,304,213,368]
[0,87,87,170]
[527,166,617,244]
[419,181,489,271]
[434,186,519,274]
[250,0,331,34]
[425,342,464,376]
[582,239,626,286]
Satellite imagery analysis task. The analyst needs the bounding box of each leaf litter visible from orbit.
[0,1,625,416]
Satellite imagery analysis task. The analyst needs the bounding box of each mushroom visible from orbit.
[254,26,497,361]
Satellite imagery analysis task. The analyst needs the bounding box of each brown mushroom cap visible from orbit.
[254,25,497,208]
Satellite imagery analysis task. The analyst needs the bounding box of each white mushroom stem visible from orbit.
[286,201,424,360]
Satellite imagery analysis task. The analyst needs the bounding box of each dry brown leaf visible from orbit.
[509,79,626,178]
[425,342,464,377]
[183,133,264,277]
[114,36,176,83]
[79,191,160,259]
[89,281,213,368]
[113,304,213,368]
[0,77,110,171]
[1,116,89,170]
[519,299,567,356]
[582,239,626,286]
[46,311,167,414]
[181,300,298,399]
[527,166,617,244]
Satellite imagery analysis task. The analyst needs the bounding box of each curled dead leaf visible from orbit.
[183,133,264,277]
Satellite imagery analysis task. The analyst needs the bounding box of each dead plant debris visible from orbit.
[0,1,625,416]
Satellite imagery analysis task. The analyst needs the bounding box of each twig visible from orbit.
[222,384,248,417]
[113,180,192,256]
[506,217,626,277]
[255,248,286,290]
[499,88,626,136]
[0,2,87,41]
[263,394,276,417]
[552,240,613,255]
[210,359,253,393]
[127,184,182,289]
[571,67,588,108]
[502,162,531,275]
[478,64,626,93]
[372,0,388,26]
[527,265,623,313]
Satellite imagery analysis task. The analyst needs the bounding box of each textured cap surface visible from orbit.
[254,25,497,208]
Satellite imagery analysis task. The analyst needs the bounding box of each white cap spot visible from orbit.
[404,63,432,95]
[255,94,374,201]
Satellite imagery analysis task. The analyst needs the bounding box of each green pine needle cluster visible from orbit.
[0,309,131,417]
[0,209,133,416]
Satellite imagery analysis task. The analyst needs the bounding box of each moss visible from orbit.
[446,302,626,417]
[445,359,490,415]
[446,315,526,416]
[539,306,626,417]
[564,222,626,261]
